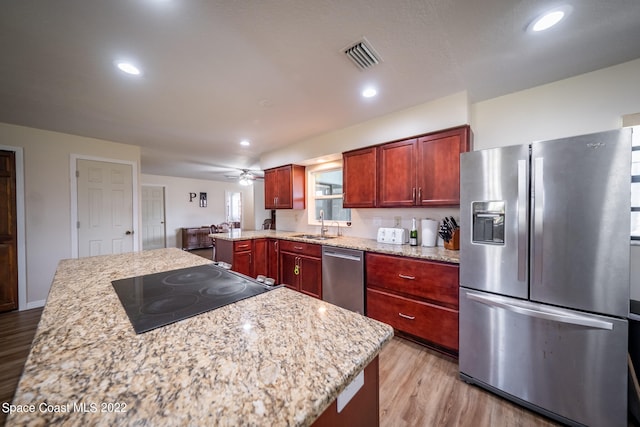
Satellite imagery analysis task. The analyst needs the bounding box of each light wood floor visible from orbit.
[0,307,630,426]
[379,337,561,427]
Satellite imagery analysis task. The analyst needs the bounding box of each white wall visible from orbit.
[0,122,140,308]
[471,58,640,150]
[141,174,267,248]
[260,91,470,169]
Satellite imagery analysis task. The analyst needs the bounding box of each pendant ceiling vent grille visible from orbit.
[343,37,381,70]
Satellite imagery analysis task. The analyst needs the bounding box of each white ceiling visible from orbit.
[2,0,640,181]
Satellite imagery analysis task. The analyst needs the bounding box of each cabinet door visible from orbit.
[378,138,417,207]
[233,251,252,277]
[279,251,299,291]
[275,166,292,208]
[267,239,279,283]
[343,147,377,208]
[253,238,267,277]
[264,168,278,209]
[417,126,471,206]
[299,256,322,299]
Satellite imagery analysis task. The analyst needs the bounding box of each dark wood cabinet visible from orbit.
[342,146,377,208]
[264,164,306,209]
[348,125,471,208]
[417,126,471,205]
[215,238,267,278]
[267,238,279,283]
[278,240,322,299]
[181,227,213,250]
[377,138,418,207]
[365,252,459,354]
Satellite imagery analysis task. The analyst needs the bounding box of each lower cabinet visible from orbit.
[215,238,267,278]
[267,238,279,283]
[279,240,322,299]
[365,252,459,354]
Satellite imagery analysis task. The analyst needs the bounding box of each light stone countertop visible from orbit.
[7,248,393,427]
[211,229,460,264]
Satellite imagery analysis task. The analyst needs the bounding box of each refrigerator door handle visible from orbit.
[533,157,544,286]
[517,159,527,282]
[465,292,614,330]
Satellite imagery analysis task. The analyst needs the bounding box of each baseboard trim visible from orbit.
[24,300,46,310]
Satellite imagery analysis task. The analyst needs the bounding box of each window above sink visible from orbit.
[307,162,351,227]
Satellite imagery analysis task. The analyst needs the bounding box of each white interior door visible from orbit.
[142,185,166,250]
[77,159,134,257]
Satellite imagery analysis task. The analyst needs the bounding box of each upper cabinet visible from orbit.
[343,146,378,208]
[366,125,471,208]
[264,164,306,209]
[377,138,418,207]
[416,126,471,206]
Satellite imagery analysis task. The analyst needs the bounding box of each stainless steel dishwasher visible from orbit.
[322,246,364,314]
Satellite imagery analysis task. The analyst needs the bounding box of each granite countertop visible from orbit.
[7,248,393,426]
[211,229,460,264]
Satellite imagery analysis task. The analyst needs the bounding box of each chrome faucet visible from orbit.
[319,210,328,237]
[331,221,342,236]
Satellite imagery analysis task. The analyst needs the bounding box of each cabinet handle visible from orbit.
[418,187,422,201]
[294,246,304,250]
[398,312,416,320]
[412,187,416,202]
[398,274,415,280]
[238,244,249,249]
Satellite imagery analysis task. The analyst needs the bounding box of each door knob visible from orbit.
[125,230,133,235]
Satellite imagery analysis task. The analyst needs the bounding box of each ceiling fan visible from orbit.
[224,169,264,186]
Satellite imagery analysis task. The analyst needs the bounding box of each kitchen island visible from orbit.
[6,248,393,426]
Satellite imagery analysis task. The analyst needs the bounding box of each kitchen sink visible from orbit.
[292,234,337,241]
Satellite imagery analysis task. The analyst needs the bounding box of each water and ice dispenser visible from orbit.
[471,201,505,245]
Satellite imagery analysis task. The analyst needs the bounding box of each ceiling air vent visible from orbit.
[343,37,381,70]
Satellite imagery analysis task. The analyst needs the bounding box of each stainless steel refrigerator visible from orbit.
[459,129,631,427]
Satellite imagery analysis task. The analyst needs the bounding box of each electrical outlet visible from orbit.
[394,216,402,228]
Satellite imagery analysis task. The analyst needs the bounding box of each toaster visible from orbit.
[376,227,409,245]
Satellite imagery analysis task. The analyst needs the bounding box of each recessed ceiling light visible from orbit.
[362,87,377,98]
[528,5,572,32]
[240,140,250,146]
[115,61,142,76]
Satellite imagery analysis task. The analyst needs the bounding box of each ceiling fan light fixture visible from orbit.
[238,171,254,186]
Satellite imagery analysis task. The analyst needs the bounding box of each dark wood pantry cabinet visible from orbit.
[264,164,306,209]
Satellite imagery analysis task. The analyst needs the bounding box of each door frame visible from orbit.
[0,145,27,311]
[70,154,139,258]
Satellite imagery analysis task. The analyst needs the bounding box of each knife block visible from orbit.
[444,229,460,250]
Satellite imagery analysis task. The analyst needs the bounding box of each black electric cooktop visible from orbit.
[112,263,273,334]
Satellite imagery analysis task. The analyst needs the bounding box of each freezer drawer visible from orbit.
[459,288,628,427]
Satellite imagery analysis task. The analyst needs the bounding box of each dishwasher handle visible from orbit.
[323,251,362,262]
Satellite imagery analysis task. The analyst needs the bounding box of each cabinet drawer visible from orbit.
[233,240,252,252]
[278,240,322,257]
[367,288,458,352]
[366,253,458,308]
